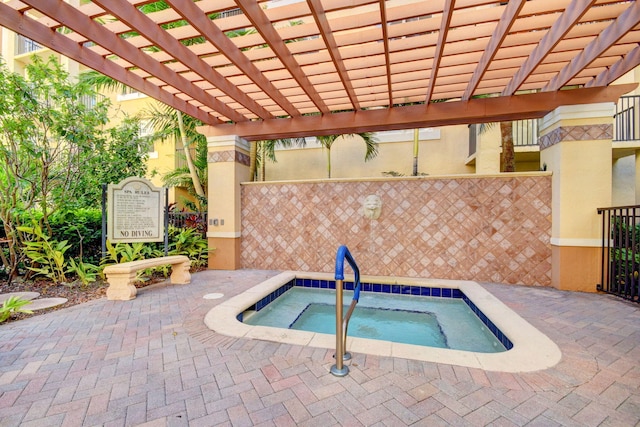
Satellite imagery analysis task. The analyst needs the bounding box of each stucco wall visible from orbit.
[241,173,552,286]
[264,126,474,181]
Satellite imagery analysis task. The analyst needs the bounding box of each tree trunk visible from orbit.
[413,128,419,176]
[500,121,515,172]
[249,141,257,181]
[177,111,205,197]
[259,142,266,181]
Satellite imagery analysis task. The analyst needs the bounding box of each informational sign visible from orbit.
[107,177,164,243]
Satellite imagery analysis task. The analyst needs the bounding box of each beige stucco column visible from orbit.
[539,103,614,291]
[475,124,501,174]
[206,135,250,270]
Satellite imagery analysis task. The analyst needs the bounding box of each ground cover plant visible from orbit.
[0,213,210,323]
[0,56,210,323]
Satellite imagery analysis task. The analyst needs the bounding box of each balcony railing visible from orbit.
[79,93,106,110]
[468,119,539,156]
[16,35,42,55]
[614,95,640,142]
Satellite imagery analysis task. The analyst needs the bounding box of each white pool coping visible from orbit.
[204,271,562,373]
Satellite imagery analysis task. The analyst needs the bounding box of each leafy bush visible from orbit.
[101,240,162,265]
[8,206,210,286]
[0,296,33,323]
[18,222,71,283]
[99,226,210,281]
[168,226,210,268]
[67,258,100,288]
[48,209,103,265]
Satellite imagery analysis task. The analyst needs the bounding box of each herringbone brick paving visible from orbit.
[1,269,639,426]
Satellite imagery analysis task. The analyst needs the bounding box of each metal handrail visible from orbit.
[330,245,361,377]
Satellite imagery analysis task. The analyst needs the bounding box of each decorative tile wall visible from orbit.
[241,174,552,287]
[539,124,612,150]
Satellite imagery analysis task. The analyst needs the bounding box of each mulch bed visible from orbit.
[0,274,166,323]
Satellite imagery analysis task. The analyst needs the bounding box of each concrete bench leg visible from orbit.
[105,272,138,301]
[170,260,191,285]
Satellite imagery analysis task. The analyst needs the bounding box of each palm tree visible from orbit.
[251,133,379,180]
[80,71,207,205]
[316,132,378,178]
[478,122,515,172]
[249,138,305,181]
[499,122,515,172]
[144,104,206,201]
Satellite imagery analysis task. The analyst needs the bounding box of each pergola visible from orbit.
[1,0,639,140]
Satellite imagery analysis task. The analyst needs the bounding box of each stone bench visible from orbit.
[104,255,191,301]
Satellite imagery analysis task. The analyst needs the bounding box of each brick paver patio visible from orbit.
[1,269,639,426]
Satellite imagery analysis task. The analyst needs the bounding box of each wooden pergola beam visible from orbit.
[586,45,640,88]
[92,0,270,120]
[236,0,330,114]
[462,0,526,101]
[164,0,300,117]
[0,2,218,125]
[308,0,360,111]
[544,0,640,92]
[200,84,637,141]
[426,0,455,104]
[21,0,241,122]
[502,0,596,96]
[379,0,393,106]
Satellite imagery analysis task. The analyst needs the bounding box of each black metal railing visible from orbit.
[16,35,42,55]
[168,211,207,237]
[614,95,640,141]
[597,205,640,303]
[512,119,539,147]
[468,119,539,156]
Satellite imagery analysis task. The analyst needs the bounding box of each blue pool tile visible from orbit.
[288,276,511,351]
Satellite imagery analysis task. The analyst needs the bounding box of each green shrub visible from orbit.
[48,209,103,265]
[67,258,100,288]
[100,226,210,281]
[0,296,33,323]
[167,226,210,268]
[18,222,71,283]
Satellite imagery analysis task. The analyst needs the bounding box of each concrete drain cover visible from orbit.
[0,292,40,304]
[27,298,68,310]
[203,293,224,300]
